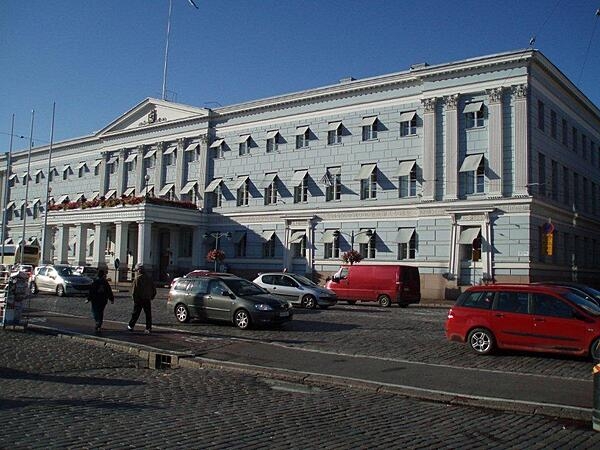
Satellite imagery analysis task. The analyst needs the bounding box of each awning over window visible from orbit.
[396,228,415,243]
[204,178,223,193]
[4,238,13,244]
[76,162,87,170]
[289,231,306,244]
[238,134,251,144]
[232,232,246,244]
[144,149,157,159]
[355,163,377,180]
[30,198,41,207]
[104,189,116,199]
[28,237,39,246]
[396,160,416,177]
[399,111,417,122]
[139,185,154,196]
[73,193,85,202]
[56,194,70,203]
[261,230,275,241]
[124,154,137,163]
[5,201,15,210]
[266,130,280,139]
[89,192,100,200]
[8,174,17,181]
[259,173,278,189]
[180,181,197,194]
[361,116,378,126]
[185,143,199,152]
[321,230,337,243]
[107,157,118,165]
[209,139,225,149]
[355,231,373,244]
[159,183,175,196]
[62,164,71,173]
[459,154,484,172]
[93,159,103,167]
[291,170,308,186]
[233,176,249,190]
[22,172,30,179]
[458,227,481,244]
[163,145,177,155]
[463,101,484,114]
[18,200,26,209]
[295,126,309,135]
[327,121,342,131]
[34,169,43,176]
[123,187,135,196]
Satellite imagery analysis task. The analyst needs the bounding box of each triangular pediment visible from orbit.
[97,98,210,136]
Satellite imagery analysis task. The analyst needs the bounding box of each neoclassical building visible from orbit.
[2,49,600,299]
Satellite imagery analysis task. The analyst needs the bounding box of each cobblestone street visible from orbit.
[1,329,600,449]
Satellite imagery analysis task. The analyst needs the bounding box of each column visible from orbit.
[74,223,88,266]
[135,145,145,195]
[192,225,203,267]
[198,135,210,210]
[444,94,459,200]
[487,88,504,197]
[40,224,54,264]
[155,142,165,195]
[513,84,529,196]
[137,220,153,270]
[114,221,129,280]
[98,152,109,196]
[421,97,437,201]
[116,148,127,197]
[175,138,186,199]
[482,212,493,281]
[169,227,178,269]
[92,222,108,269]
[56,224,70,264]
[305,219,315,277]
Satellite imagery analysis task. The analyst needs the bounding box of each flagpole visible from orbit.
[20,110,34,265]
[41,103,55,264]
[1,114,15,265]
[161,0,173,100]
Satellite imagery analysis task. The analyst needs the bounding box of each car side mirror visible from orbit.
[331,275,340,282]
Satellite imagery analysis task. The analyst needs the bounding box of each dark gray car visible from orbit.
[167,275,293,329]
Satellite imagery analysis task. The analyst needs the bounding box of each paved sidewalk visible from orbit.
[2,328,600,449]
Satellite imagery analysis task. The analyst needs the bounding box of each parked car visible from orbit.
[445,283,600,362]
[253,272,337,309]
[30,264,94,297]
[74,266,100,280]
[167,274,293,329]
[10,264,34,278]
[169,269,233,289]
[533,282,600,306]
[325,264,420,307]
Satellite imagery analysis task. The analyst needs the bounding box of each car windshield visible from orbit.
[564,291,600,316]
[289,274,317,287]
[57,266,74,276]
[222,278,265,296]
[582,286,600,301]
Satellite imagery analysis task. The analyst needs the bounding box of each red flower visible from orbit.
[341,250,363,265]
[206,249,226,262]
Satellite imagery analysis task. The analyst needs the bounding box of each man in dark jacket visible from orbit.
[87,269,114,333]
[127,263,157,334]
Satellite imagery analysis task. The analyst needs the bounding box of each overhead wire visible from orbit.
[577,8,600,84]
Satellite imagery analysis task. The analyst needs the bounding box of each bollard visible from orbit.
[594,363,600,431]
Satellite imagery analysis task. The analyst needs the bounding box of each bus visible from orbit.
[0,244,41,267]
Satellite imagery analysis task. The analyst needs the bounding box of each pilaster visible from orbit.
[56,224,70,264]
[92,222,108,269]
[513,84,529,196]
[444,94,459,200]
[175,138,186,199]
[487,87,504,197]
[117,148,127,197]
[421,97,437,201]
[74,223,87,266]
[135,145,145,195]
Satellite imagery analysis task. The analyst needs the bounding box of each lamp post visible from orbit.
[144,174,150,197]
[203,231,231,271]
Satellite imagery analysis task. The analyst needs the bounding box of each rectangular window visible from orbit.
[325,167,341,202]
[262,234,276,258]
[234,234,247,257]
[239,141,248,156]
[362,117,378,141]
[573,173,579,209]
[550,110,557,138]
[360,169,377,200]
[397,229,416,260]
[461,154,485,195]
[562,119,568,146]
[551,160,558,201]
[214,185,222,208]
[593,183,598,216]
[295,127,310,149]
[178,229,193,257]
[323,231,339,259]
[538,153,546,196]
[399,163,417,198]
[572,127,578,152]
[359,231,376,259]
[327,122,342,145]
[464,102,485,129]
[293,175,308,204]
[563,167,570,205]
[266,131,279,153]
[537,100,545,130]
[399,112,417,137]
[583,178,589,212]
[237,180,249,206]
[592,141,597,167]
[291,235,306,258]
[582,134,587,160]
[264,181,278,205]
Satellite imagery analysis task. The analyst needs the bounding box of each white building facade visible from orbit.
[2,49,600,299]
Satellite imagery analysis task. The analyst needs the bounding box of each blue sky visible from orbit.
[2,0,599,151]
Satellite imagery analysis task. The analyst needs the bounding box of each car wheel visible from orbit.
[174,304,190,323]
[378,294,391,307]
[301,295,316,309]
[468,328,495,355]
[30,282,38,295]
[56,285,66,297]
[590,338,600,363]
[347,300,356,305]
[234,309,251,329]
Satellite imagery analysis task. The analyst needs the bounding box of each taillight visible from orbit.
[447,308,454,318]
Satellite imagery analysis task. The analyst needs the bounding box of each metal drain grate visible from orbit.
[154,353,172,369]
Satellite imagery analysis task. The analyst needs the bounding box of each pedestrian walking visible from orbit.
[127,263,157,334]
[87,269,114,333]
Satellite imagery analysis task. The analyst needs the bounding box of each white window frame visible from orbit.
[324,233,340,259]
[360,170,377,200]
[327,128,342,145]
[362,121,378,141]
[237,180,249,207]
[359,231,376,259]
[264,181,278,205]
[293,175,308,204]
[399,166,417,198]
[397,230,417,260]
[326,169,341,202]
[400,117,417,137]
[296,129,310,149]
[291,235,307,258]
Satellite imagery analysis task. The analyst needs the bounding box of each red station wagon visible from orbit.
[445,284,600,361]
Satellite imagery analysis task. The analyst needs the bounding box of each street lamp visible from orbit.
[144,174,150,197]
[203,231,231,271]
[333,229,373,251]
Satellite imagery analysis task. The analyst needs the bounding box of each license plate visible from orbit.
[279,311,289,317]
